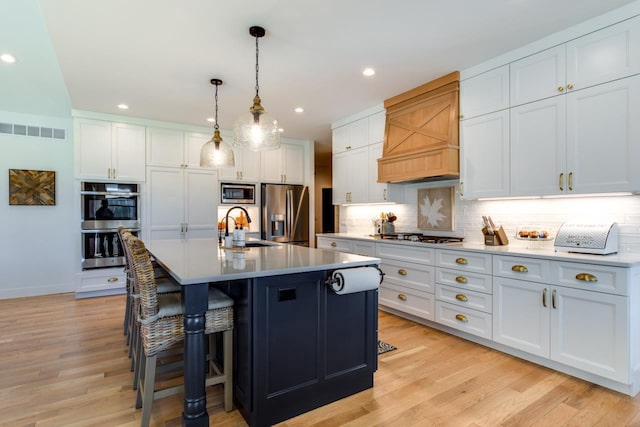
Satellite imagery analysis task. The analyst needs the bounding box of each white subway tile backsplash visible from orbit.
[339,184,640,254]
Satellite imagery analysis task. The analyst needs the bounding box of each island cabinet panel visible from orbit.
[223,270,377,427]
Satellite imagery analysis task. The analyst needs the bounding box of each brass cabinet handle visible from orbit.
[542,288,547,307]
[455,276,468,284]
[576,273,597,282]
[552,289,557,309]
[455,258,468,265]
[511,265,528,273]
[108,277,119,283]
[559,173,564,191]
[568,172,573,191]
[397,294,407,301]
[330,242,337,247]
[383,188,387,200]
[398,269,407,276]
[459,182,464,197]
[455,314,468,323]
[455,294,468,302]
[346,145,352,150]
[558,86,564,92]
[567,83,574,90]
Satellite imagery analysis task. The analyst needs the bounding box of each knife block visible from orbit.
[483,226,509,246]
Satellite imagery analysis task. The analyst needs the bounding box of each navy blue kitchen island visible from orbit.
[146,238,380,427]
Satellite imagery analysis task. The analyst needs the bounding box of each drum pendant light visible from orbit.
[233,26,281,151]
[200,79,235,168]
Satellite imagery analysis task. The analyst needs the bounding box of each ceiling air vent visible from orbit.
[0,122,66,140]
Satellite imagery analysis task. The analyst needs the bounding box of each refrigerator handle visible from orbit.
[290,186,307,242]
[286,189,292,239]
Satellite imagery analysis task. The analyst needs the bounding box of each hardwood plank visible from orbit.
[2,295,640,426]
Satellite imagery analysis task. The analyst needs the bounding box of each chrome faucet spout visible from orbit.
[224,206,252,236]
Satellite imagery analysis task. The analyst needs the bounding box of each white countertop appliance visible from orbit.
[554,222,619,255]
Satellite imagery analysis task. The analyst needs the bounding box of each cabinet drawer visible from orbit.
[551,261,629,296]
[493,255,551,283]
[435,301,492,340]
[436,284,492,313]
[436,249,492,274]
[76,271,126,293]
[352,241,376,257]
[377,243,434,264]
[379,282,435,321]
[317,237,352,253]
[435,267,492,294]
[380,260,434,294]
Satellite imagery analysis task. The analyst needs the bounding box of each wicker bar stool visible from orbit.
[118,228,181,389]
[127,236,234,427]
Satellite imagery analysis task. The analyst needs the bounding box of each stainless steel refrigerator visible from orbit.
[261,183,309,246]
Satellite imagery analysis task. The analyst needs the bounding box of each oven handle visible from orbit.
[81,228,140,234]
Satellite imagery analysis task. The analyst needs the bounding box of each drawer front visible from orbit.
[377,243,434,264]
[352,241,376,257]
[77,272,126,292]
[380,260,434,293]
[435,267,493,294]
[493,255,551,283]
[379,282,435,321]
[317,237,352,253]
[436,284,493,313]
[435,301,492,340]
[551,261,629,296]
[436,249,492,274]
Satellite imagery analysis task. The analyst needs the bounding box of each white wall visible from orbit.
[0,111,76,298]
[340,180,640,254]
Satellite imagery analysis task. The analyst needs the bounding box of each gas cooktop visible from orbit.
[376,233,464,244]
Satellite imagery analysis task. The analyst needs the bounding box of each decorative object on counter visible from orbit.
[516,225,551,240]
[377,340,397,355]
[418,186,454,231]
[234,25,281,151]
[223,206,252,247]
[200,79,235,168]
[9,169,55,206]
[481,215,509,246]
[554,222,619,255]
[381,211,397,234]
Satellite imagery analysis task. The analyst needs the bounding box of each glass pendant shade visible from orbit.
[234,26,281,151]
[200,78,235,168]
[200,129,235,168]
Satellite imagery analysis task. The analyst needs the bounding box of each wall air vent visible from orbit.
[0,122,66,140]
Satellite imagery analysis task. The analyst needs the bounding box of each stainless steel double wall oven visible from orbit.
[81,182,140,269]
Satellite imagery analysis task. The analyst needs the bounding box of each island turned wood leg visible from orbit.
[181,282,209,426]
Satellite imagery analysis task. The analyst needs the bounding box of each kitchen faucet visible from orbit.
[224,206,252,237]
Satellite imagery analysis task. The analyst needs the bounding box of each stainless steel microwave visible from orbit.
[221,183,256,204]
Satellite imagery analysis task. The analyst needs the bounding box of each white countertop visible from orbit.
[317,233,640,268]
[146,238,381,285]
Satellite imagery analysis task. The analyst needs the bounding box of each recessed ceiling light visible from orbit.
[1,53,16,64]
[362,68,375,77]
[294,107,304,113]
[117,104,129,110]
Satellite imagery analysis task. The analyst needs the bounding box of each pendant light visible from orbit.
[200,78,235,168]
[233,26,281,151]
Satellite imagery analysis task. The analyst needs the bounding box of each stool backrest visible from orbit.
[127,236,159,320]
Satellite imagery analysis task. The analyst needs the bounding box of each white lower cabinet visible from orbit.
[75,267,126,298]
[493,256,630,383]
[316,236,353,253]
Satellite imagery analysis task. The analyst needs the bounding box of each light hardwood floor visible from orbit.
[1,293,640,426]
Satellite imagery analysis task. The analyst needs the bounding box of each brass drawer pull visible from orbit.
[575,273,597,282]
[567,83,574,90]
[455,258,468,265]
[455,276,468,284]
[542,288,547,307]
[559,173,564,191]
[330,242,337,247]
[397,294,407,301]
[558,86,564,92]
[552,289,557,309]
[108,277,119,283]
[455,314,468,323]
[455,294,468,302]
[398,269,407,276]
[511,265,528,273]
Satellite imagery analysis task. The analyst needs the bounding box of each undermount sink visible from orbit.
[244,241,273,247]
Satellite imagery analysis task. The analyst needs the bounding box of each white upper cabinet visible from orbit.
[460,65,510,119]
[219,146,261,182]
[368,111,385,143]
[261,142,306,184]
[146,127,213,169]
[75,118,145,181]
[566,15,640,91]
[510,45,567,107]
[332,118,369,154]
[460,110,510,199]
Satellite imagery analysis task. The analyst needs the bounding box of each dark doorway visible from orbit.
[321,188,335,233]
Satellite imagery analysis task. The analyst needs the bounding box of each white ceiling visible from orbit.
[2,0,638,163]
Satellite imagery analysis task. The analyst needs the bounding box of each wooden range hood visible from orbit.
[378,71,460,183]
